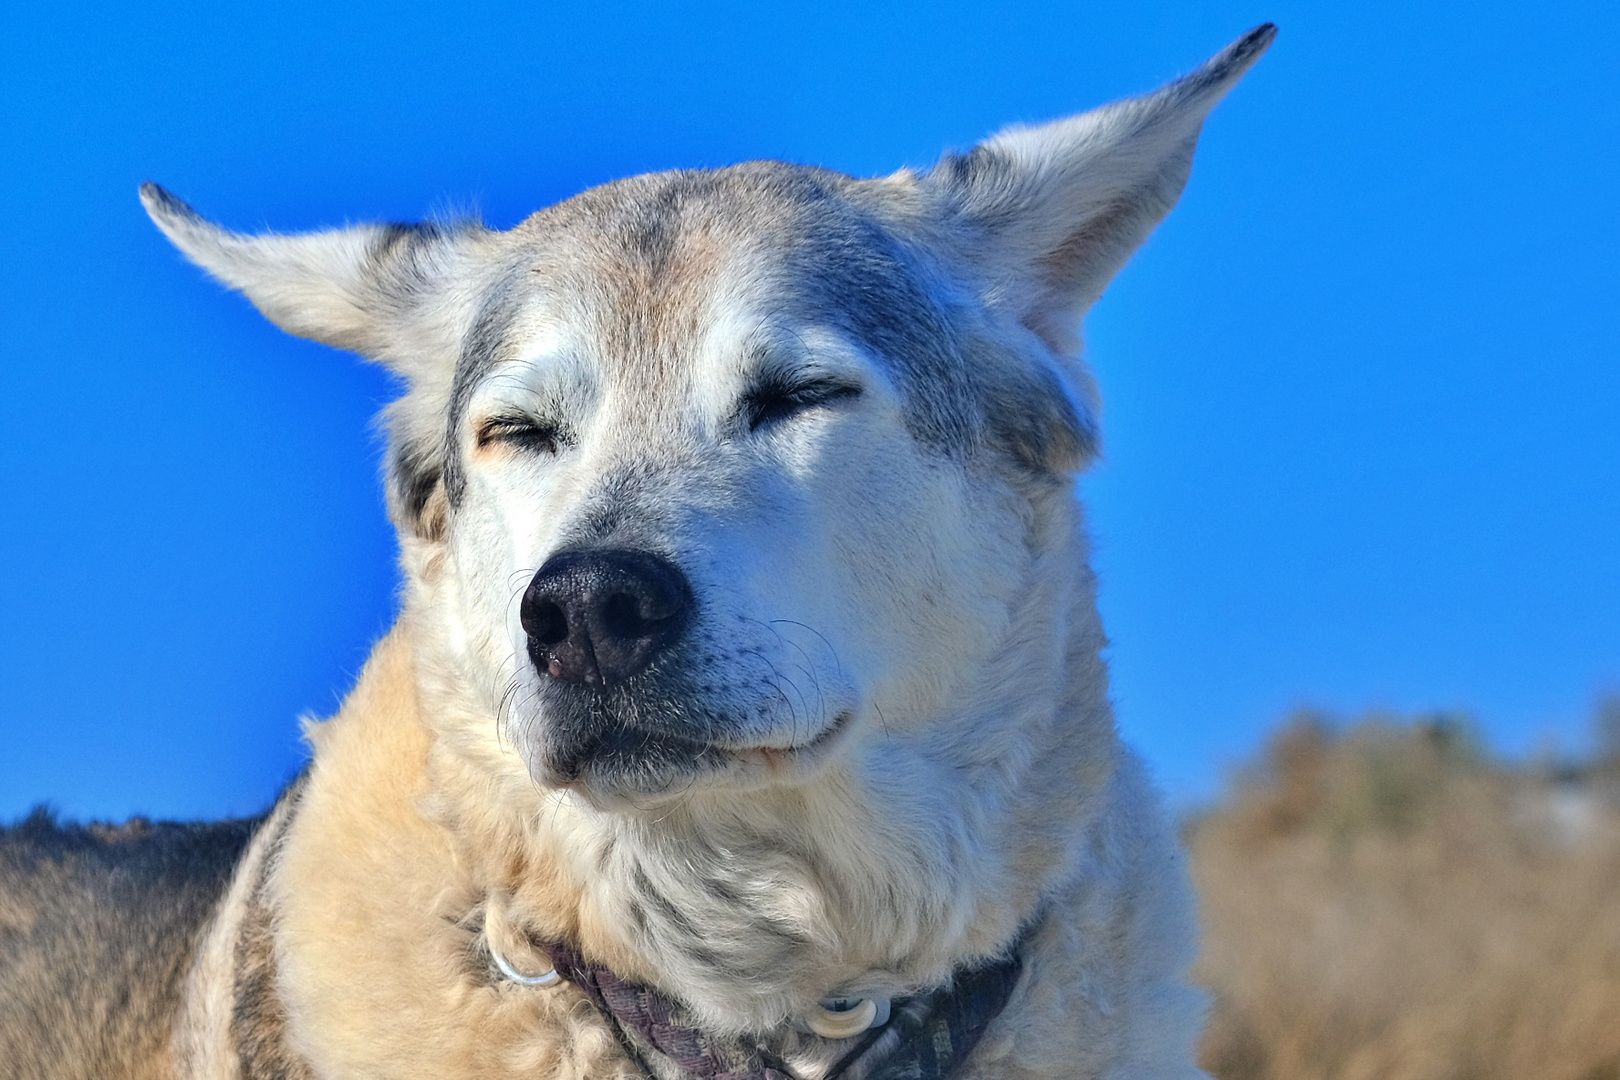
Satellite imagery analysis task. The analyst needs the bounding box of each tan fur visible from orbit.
[248,624,637,1080]
[170,567,1201,1079]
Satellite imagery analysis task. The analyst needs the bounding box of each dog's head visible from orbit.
[145,28,1271,810]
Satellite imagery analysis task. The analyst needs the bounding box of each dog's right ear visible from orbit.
[140,183,484,385]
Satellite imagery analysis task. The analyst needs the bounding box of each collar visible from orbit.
[508,934,1025,1080]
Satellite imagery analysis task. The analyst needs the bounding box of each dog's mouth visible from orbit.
[536,710,856,804]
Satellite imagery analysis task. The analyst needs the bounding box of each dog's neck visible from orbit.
[399,496,1117,1037]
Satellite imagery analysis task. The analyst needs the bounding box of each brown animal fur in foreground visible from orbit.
[1193,712,1620,1080]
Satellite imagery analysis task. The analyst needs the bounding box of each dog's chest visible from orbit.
[201,787,1023,1080]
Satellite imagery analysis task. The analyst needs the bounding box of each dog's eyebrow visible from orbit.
[739,330,866,386]
[473,351,598,415]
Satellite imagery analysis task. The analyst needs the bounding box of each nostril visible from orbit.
[523,600,569,647]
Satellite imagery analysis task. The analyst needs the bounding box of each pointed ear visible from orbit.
[139,183,485,382]
[923,24,1275,356]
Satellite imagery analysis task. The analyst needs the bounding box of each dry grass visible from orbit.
[1189,710,1620,1080]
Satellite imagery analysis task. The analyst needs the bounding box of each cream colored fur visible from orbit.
[198,611,1203,1080]
[142,26,1275,1080]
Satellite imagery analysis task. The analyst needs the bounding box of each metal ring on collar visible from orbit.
[489,938,561,987]
[804,995,890,1039]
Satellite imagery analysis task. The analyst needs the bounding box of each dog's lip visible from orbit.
[725,709,854,774]
[552,710,857,799]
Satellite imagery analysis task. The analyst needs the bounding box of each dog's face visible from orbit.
[434,166,1091,804]
[145,28,1271,809]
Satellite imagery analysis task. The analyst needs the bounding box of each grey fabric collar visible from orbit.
[530,935,1026,1080]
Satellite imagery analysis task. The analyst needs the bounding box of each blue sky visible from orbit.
[1,1,1616,820]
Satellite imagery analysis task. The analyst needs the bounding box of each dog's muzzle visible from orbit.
[520,548,693,688]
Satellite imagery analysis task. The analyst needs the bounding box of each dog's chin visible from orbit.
[527,711,856,809]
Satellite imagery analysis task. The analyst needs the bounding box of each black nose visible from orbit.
[520,549,693,687]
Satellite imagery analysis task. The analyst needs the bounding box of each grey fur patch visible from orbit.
[0,808,256,1080]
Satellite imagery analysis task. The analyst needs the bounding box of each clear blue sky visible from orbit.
[2,1,1616,820]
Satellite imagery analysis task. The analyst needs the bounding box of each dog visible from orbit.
[0,25,1273,1080]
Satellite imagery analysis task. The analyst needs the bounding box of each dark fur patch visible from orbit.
[387,433,448,540]
[441,274,529,514]
[231,788,313,1080]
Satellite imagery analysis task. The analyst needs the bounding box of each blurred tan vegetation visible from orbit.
[1190,699,1620,1080]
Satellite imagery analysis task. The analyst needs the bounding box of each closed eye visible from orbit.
[743,377,862,432]
[476,415,562,454]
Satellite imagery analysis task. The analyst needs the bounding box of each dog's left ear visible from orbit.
[922,24,1275,357]
[139,183,484,385]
